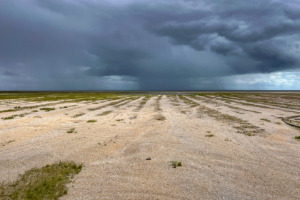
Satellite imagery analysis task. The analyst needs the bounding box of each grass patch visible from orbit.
[1,140,15,147]
[7,140,15,144]
[205,134,214,137]
[260,118,271,122]
[98,110,112,116]
[67,128,76,134]
[31,110,38,113]
[275,122,281,125]
[116,119,124,122]
[171,161,182,168]
[2,115,17,120]
[295,136,300,140]
[0,161,82,200]
[87,120,97,123]
[73,113,85,118]
[40,108,55,112]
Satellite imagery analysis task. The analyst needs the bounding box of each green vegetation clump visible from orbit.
[87,120,97,123]
[60,106,68,109]
[260,118,271,122]
[205,134,214,137]
[0,161,82,200]
[2,115,17,120]
[116,119,124,122]
[67,128,76,134]
[98,110,112,116]
[295,136,300,140]
[73,113,85,118]
[171,161,182,168]
[40,108,55,112]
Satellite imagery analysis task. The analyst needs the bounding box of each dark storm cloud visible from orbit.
[2,71,19,77]
[0,0,299,90]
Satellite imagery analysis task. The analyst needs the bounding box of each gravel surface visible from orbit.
[1,95,300,199]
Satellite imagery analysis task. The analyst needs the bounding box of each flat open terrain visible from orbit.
[1,92,300,199]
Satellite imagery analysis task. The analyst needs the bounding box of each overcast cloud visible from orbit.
[0,0,300,90]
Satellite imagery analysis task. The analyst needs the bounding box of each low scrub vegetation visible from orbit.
[40,108,55,112]
[2,115,17,120]
[60,106,68,109]
[87,120,97,123]
[98,110,112,116]
[73,113,85,118]
[67,128,76,134]
[171,161,182,168]
[205,134,214,137]
[260,118,271,122]
[0,161,82,200]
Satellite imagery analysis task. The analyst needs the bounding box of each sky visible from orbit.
[0,0,300,90]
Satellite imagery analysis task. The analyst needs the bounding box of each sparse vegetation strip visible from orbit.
[97,110,112,116]
[40,108,55,112]
[218,94,300,113]
[114,97,139,108]
[67,128,76,133]
[134,96,152,111]
[198,95,261,114]
[260,118,271,122]
[87,120,97,123]
[88,98,129,111]
[73,113,85,118]
[183,96,264,136]
[154,96,163,111]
